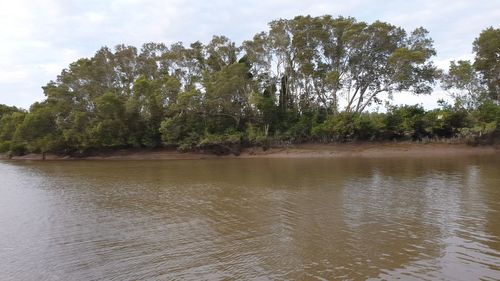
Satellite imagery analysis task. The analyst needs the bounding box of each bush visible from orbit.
[474,101,500,123]
[9,142,27,156]
[245,123,268,146]
[312,112,382,142]
[0,141,10,153]
[424,109,470,138]
[352,113,386,140]
[177,132,200,152]
[312,113,352,142]
[385,105,428,140]
[197,131,243,155]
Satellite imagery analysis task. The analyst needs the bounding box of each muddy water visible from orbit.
[1,156,499,280]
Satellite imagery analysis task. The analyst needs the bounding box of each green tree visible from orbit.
[0,104,23,119]
[4,15,495,154]
[441,60,484,110]
[473,27,500,102]
[203,62,253,132]
[0,109,26,153]
[344,24,438,113]
[385,105,428,140]
[160,89,204,150]
[13,102,61,154]
[87,92,128,148]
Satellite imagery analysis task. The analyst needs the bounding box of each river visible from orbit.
[1,156,499,280]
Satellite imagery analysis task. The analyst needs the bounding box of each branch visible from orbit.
[357,87,388,113]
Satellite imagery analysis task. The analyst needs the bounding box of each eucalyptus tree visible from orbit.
[441,27,499,108]
[205,36,239,72]
[113,44,139,97]
[340,24,437,113]
[165,42,206,92]
[315,16,365,113]
[473,27,500,103]
[247,16,438,115]
[42,58,97,151]
[5,14,488,155]
[137,42,168,80]
[267,19,298,112]
[132,74,182,146]
[441,60,484,110]
[203,60,254,131]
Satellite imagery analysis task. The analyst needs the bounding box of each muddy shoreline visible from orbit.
[1,142,498,161]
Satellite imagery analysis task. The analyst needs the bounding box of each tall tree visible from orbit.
[473,27,500,103]
[441,60,484,110]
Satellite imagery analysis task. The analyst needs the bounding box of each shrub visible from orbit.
[0,141,10,153]
[9,142,27,156]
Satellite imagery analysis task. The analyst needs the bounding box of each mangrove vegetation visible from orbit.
[0,16,498,156]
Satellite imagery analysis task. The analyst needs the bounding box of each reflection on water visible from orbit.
[0,156,499,280]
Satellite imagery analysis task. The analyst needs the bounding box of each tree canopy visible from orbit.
[0,16,498,155]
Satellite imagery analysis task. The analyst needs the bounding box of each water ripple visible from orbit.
[0,156,499,280]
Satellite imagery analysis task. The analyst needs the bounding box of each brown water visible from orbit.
[1,156,499,280]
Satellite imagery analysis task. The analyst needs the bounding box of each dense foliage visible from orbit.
[0,17,498,156]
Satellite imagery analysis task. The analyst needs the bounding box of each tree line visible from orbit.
[0,16,498,155]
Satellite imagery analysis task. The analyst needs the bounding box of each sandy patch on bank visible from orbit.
[1,142,498,161]
[238,142,499,158]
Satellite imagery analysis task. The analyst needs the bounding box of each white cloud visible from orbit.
[0,68,29,84]
[37,63,63,75]
[83,12,106,24]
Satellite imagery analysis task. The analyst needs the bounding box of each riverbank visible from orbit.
[1,142,499,160]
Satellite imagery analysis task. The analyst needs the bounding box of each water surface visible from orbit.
[1,156,499,280]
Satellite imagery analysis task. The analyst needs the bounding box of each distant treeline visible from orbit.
[0,16,498,155]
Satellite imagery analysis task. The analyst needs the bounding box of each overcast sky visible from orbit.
[1,0,498,109]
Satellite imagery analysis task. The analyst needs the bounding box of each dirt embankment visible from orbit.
[240,142,500,159]
[1,142,498,161]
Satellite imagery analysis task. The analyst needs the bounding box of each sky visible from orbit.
[0,0,498,110]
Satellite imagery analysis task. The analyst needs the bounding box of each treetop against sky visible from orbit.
[0,0,498,109]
